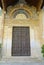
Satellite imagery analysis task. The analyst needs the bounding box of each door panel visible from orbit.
[12,27,31,56]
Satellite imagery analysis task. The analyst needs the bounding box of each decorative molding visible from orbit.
[1,0,6,11]
[4,4,40,21]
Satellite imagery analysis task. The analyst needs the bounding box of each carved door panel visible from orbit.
[12,27,31,56]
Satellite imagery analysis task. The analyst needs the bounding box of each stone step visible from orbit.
[0,62,44,65]
[1,57,42,62]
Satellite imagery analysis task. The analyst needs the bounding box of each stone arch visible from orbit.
[7,4,36,18]
[12,9,30,18]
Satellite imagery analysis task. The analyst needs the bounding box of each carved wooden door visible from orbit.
[12,27,31,56]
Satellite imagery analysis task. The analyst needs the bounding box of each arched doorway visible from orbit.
[11,9,31,56]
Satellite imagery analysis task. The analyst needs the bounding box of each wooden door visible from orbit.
[12,27,31,56]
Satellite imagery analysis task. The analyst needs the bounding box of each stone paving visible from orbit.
[0,62,44,65]
[0,57,44,65]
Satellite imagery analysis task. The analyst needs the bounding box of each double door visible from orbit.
[12,27,31,56]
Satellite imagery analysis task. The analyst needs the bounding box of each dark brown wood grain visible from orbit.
[12,27,31,56]
[0,0,44,11]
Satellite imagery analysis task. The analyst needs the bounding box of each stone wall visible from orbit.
[0,14,4,44]
[0,5,44,58]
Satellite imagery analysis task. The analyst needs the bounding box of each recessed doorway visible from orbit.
[12,27,31,56]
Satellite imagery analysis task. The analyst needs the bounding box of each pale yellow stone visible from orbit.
[0,4,44,58]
